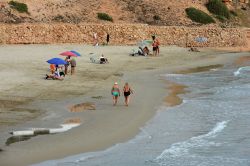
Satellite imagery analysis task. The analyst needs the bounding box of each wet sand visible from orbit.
[233,55,250,66]
[0,44,246,166]
[165,82,187,107]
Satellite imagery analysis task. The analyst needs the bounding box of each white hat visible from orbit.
[114,82,118,85]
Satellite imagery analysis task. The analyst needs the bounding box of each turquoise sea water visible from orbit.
[35,64,250,166]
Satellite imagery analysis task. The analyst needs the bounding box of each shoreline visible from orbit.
[0,45,248,166]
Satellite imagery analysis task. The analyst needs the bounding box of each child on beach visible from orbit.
[111,82,120,106]
[123,82,133,106]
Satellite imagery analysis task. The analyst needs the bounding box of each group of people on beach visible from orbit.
[93,31,160,57]
[132,35,160,57]
[45,56,76,80]
[111,82,133,106]
[45,33,159,107]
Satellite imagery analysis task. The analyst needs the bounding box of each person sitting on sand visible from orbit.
[100,54,109,64]
[58,65,65,77]
[123,82,133,106]
[50,64,56,74]
[111,82,120,106]
[138,47,144,56]
[138,46,149,56]
[45,67,64,80]
[143,46,149,56]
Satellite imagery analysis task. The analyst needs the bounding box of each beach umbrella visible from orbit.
[137,40,152,48]
[47,58,67,65]
[70,50,81,57]
[195,37,208,43]
[60,51,78,57]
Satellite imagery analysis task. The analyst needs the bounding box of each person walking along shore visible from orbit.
[123,82,133,106]
[111,82,120,106]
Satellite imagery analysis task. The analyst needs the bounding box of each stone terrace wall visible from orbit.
[0,23,247,47]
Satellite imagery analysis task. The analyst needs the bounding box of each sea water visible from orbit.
[35,64,250,166]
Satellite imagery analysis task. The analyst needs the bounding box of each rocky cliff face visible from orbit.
[0,23,247,47]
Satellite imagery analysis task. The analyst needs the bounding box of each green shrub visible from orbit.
[206,0,230,19]
[97,13,113,22]
[185,7,215,24]
[9,1,28,13]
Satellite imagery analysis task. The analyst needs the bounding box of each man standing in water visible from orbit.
[111,82,120,106]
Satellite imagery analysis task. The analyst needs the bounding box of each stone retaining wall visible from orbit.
[0,23,247,47]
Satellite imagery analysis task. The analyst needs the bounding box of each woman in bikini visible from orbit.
[152,35,160,56]
[123,82,133,106]
[111,82,120,106]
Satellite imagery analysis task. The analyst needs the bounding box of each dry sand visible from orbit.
[0,44,246,166]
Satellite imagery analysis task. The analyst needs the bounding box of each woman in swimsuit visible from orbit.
[123,82,133,106]
[152,35,160,56]
[111,82,120,106]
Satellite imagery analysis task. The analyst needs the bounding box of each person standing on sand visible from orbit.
[106,33,110,45]
[93,32,98,46]
[64,56,70,75]
[123,82,133,106]
[70,58,76,75]
[111,82,120,106]
[152,35,160,56]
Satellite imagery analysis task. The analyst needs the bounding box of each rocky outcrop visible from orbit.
[0,23,247,47]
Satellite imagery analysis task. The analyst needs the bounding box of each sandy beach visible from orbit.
[0,44,245,166]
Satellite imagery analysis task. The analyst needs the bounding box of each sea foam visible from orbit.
[234,66,250,76]
[155,121,228,162]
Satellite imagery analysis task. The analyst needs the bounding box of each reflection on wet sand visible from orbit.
[165,82,187,107]
[175,64,223,74]
[69,102,96,112]
[233,56,250,66]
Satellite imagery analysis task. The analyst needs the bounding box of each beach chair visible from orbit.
[130,49,139,56]
[90,56,100,64]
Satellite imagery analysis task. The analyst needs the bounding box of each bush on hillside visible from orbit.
[206,0,230,19]
[97,13,113,22]
[185,7,215,24]
[9,1,28,13]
